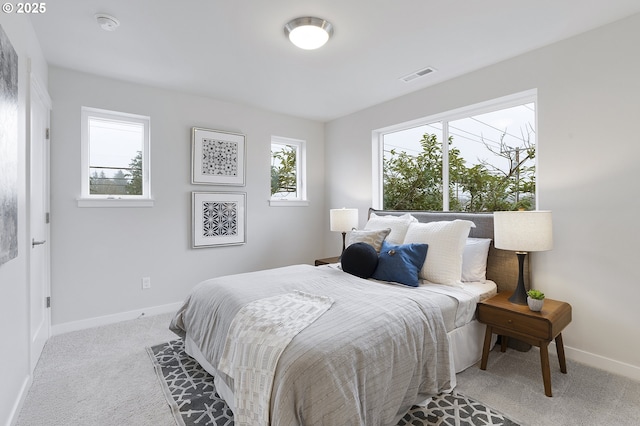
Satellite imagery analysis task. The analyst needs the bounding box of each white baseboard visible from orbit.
[549,341,640,382]
[51,302,182,336]
[48,302,640,382]
[7,375,32,426]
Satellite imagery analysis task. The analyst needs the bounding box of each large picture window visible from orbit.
[79,107,151,207]
[376,91,536,212]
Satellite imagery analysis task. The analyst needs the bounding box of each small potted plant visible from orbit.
[527,289,545,311]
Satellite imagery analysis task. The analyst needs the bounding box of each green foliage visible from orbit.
[383,133,446,210]
[125,151,143,195]
[271,145,297,196]
[89,151,143,196]
[527,289,545,300]
[383,131,535,212]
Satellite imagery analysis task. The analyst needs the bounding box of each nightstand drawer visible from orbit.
[478,306,551,340]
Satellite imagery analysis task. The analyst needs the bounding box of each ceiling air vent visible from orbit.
[400,67,436,83]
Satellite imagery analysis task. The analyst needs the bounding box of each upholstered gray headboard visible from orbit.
[368,208,525,294]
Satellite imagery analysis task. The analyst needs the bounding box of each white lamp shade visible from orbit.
[494,211,553,252]
[330,208,359,232]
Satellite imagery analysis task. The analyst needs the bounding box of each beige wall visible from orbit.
[325,13,640,378]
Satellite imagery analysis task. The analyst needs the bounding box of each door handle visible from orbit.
[32,239,46,248]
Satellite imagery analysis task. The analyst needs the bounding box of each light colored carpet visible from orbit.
[16,312,640,426]
[456,345,640,426]
[16,313,177,426]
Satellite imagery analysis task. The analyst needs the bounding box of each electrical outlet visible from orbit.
[142,277,151,289]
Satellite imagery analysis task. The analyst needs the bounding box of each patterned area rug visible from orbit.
[148,339,520,426]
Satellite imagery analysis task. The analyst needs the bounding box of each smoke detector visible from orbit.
[95,14,120,32]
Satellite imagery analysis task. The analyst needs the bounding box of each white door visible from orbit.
[29,73,51,371]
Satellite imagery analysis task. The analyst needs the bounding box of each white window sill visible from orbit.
[77,198,155,208]
[269,199,309,207]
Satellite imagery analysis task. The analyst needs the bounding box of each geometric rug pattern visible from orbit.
[148,339,520,426]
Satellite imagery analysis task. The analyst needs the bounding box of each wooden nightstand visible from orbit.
[477,292,572,397]
[314,256,340,266]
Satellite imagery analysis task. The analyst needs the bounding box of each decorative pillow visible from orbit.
[372,240,428,287]
[462,238,492,282]
[340,242,379,279]
[346,228,391,252]
[364,213,417,245]
[403,220,474,286]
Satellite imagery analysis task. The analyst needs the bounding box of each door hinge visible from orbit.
[46,128,50,140]
[46,212,50,224]
[46,296,51,308]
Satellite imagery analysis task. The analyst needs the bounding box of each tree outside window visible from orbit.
[382,102,535,212]
[271,144,297,198]
[89,150,142,195]
[81,107,150,202]
[270,136,306,205]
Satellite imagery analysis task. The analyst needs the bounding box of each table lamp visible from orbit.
[494,210,553,305]
[330,208,359,253]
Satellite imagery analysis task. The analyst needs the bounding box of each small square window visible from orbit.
[270,136,308,207]
[79,107,152,207]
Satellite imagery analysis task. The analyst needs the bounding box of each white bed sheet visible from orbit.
[326,263,497,332]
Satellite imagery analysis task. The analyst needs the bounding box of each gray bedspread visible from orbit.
[170,264,453,426]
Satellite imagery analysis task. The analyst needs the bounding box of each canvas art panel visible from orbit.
[0,24,19,266]
[192,128,246,185]
[192,192,246,248]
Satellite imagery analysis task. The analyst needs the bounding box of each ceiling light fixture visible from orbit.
[95,13,120,32]
[284,17,333,50]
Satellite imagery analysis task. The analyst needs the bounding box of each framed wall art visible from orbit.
[0,24,19,266]
[192,127,246,186]
[192,192,246,248]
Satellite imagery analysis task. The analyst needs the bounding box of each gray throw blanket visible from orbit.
[170,264,453,426]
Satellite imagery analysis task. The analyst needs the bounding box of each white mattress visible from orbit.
[413,280,497,331]
[416,280,497,374]
[460,280,498,301]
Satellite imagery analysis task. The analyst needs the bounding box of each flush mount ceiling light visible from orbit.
[95,13,120,32]
[284,17,333,50]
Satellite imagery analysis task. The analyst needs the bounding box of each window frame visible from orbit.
[78,107,153,207]
[269,135,308,207]
[372,90,537,211]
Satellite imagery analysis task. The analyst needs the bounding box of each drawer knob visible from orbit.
[507,319,513,324]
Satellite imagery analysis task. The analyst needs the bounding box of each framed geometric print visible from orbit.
[191,127,245,186]
[192,192,246,248]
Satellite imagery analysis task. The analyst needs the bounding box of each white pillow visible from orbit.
[364,213,417,245]
[462,238,492,282]
[346,228,391,252]
[403,220,474,286]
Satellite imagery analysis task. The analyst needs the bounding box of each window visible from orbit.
[374,92,536,212]
[375,91,536,212]
[79,107,152,207]
[269,136,308,206]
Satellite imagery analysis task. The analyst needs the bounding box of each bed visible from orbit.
[169,209,523,426]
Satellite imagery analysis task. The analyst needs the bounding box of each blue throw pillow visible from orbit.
[372,240,429,287]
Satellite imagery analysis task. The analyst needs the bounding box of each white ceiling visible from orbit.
[29,1,640,122]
